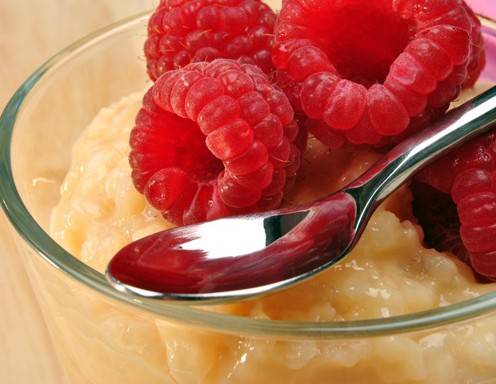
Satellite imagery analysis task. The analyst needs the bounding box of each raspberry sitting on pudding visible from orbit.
[273,0,485,147]
[135,0,493,279]
[145,0,276,80]
[130,59,302,225]
[414,132,496,279]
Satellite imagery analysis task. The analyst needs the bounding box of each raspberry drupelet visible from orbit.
[273,0,485,147]
[414,132,496,279]
[130,59,302,225]
[145,0,276,80]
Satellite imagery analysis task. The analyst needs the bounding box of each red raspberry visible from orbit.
[414,132,496,279]
[130,59,302,225]
[273,0,485,147]
[145,0,276,80]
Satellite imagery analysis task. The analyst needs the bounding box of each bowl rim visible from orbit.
[2,11,496,339]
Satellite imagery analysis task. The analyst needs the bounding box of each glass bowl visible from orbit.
[2,7,496,384]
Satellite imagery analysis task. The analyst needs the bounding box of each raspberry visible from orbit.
[273,0,485,147]
[145,0,276,80]
[130,59,302,225]
[414,132,496,279]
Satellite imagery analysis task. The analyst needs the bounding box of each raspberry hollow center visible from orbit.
[309,1,414,86]
[162,111,223,183]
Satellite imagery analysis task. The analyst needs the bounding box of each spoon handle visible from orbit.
[347,86,496,224]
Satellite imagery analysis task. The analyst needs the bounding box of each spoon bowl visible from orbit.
[107,192,356,301]
[107,86,496,303]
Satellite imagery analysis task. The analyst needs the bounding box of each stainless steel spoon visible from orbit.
[106,86,496,303]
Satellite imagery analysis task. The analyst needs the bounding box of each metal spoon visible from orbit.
[106,86,496,303]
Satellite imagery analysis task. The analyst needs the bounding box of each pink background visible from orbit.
[466,0,496,81]
[467,0,495,17]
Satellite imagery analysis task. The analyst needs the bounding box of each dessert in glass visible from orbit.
[2,0,496,383]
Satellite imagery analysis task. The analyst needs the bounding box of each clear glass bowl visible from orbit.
[2,8,496,384]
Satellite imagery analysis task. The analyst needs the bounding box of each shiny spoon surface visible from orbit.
[107,86,496,303]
